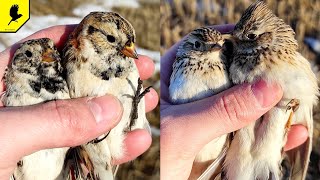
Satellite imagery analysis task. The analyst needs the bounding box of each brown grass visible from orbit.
[30,0,91,16]
[113,2,160,51]
[160,0,320,61]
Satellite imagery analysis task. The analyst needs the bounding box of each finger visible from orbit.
[135,55,155,80]
[161,80,283,157]
[209,24,235,34]
[160,24,235,89]
[34,25,77,50]
[284,125,308,151]
[113,129,152,165]
[0,95,122,162]
[145,88,159,113]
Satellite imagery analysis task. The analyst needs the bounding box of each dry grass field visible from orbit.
[161,0,320,179]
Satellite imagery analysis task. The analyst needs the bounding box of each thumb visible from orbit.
[161,80,283,156]
[0,95,122,162]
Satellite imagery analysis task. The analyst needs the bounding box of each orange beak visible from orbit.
[222,34,232,39]
[121,42,138,59]
[42,49,57,63]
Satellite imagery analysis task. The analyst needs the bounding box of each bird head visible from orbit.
[177,27,228,58]
[80,12,138,59]
[12,38,61,74]
[228,0,297,53]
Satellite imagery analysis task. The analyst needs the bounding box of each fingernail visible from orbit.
[252,80,282,108]
[87,95,122,124]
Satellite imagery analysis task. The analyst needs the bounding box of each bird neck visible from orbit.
[85,47,135,81]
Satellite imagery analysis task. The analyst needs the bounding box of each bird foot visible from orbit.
[129,78,152,129]
[285,99,300,130]
[285,99,300,113]
[136,78,152,102]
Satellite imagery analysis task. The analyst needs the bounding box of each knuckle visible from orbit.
[50,100,87,145]
[219,93,246,125]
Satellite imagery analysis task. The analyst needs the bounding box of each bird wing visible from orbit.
[282,53,318,180]
[10,4,19,17]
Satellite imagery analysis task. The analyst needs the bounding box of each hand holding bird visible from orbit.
[160,25,309,180]
[0,25,158,180]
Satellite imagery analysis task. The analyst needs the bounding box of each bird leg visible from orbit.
[129,78,152,130]
[281,99,299,156]
[285,99,300,131]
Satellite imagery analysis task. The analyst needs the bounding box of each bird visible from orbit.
[62,12,150,179]
[2,38,70,179]
[168,27,232,180]
[223,1,318,179]
[8,4,22,25]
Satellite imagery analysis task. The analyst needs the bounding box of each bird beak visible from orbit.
[221,34,232,40]
[42,49,57,63]
[210,44,222,52]
[121,42,138,59]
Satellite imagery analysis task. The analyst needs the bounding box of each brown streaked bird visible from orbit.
[169,27,232,180]
[62,12,150,179]
[223,1,318,180]
[2,38,70,180]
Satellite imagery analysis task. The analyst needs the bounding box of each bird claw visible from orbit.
[90,131,110,144]
[285,99,300,113]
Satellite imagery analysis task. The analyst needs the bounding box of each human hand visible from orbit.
[160,24,308,179]
[0,25,159,179]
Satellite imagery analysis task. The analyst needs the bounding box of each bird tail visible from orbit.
[8,20,12,25]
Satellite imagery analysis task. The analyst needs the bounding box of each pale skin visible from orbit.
[160,25,309,179]
[0,25,159,179]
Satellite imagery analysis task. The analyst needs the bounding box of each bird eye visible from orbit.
[194,41,201,48]
[25,50,32,57]
[107,35,116,43]
[247,33,257,40]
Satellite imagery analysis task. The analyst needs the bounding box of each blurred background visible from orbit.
[161,0,320,179]
[0,0,160,179]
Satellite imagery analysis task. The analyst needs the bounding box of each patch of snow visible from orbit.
[151,126,160,136]
[73,4,109,17]
[98,0,139,9]
[73,0,139,18]
[0,43,5,51]
[304,37,320,54]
